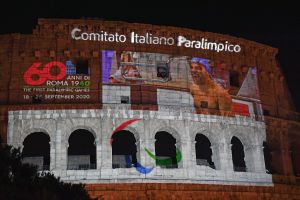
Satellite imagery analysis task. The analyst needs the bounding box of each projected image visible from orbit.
[102,50,261,116]
[188,57,232,112]
[22,60,91,102]
[102,50,171,84]
[189,58,230,89]
[110,119,182,174]
[212,61,230,89]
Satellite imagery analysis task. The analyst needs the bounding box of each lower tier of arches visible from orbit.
[8,108,271,186]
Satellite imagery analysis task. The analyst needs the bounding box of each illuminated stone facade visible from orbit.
[1,18,300,199]
[8,108,270,185]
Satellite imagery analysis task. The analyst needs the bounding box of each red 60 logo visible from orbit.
[23,61,66,85]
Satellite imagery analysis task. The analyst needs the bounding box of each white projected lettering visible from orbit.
[70,28,241,53]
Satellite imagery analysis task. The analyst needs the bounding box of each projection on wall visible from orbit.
[23,60,91,102]
[102,50,261,117]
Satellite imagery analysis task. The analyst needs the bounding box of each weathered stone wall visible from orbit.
[8,108,271,185]
[85,183,300,200]
[1,18,300,199]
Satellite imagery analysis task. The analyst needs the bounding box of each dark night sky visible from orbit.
[1,1,299,112]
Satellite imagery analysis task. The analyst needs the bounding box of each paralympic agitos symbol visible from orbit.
[110,119,182,174]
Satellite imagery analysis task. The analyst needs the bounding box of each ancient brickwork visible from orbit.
[1,18,300,199]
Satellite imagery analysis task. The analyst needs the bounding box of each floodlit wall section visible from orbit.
[7,109,272,185]
[14,49,261,117]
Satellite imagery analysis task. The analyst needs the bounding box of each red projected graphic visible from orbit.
[24,61,66,85]
[232,102,250,116]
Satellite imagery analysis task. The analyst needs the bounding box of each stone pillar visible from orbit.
[95,138,102,170]
[135,139,141,165]
[101,120,112,169]
[7,112,14,145]
[191,141,197,167]
[61,142,68,171]
[256,145,267,173]
[144,139,156,167]
[179,139,188,169]
[245,144,265,173]
[138,138,145,164]
[182,120,192,170]
[212,141,233,171]
[49,141,56,171]
[54,128,62,169]
[55,121,68,173]
[210,143,220,170]
[101,137,112,169]
[141,120,154,168]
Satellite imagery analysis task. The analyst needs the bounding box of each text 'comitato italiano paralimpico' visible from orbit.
[71,28,241,53]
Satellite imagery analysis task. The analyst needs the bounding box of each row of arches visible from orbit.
[21,129,275,173]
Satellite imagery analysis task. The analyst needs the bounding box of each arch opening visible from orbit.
[67,129,96,170]
[231,136,246,172]
[111,130,138,168]
[22,132,50,170]
[195,134,215,169]
[155,131,178,168]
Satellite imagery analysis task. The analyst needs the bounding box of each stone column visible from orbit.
[136,120,144,166]
[210,143,220,170]
[95,138,102,170]
[179,139,187,169]
[54,128,62,169]
[245,144,265,173]
[144,139,156,167]
[101,136,112,169]
[140,120,154,168]
[255,145,267,173]
[7,112,14,145]
[49,140,56,171]
[55,121,68,173]
[191,141,197,167]
[101,120,112,169]
[182,120,192,170]
[212,141,233,172]
[135,139,141,165]
[61,142,68,171]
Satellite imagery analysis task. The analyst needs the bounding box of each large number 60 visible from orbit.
[24,61,66,85]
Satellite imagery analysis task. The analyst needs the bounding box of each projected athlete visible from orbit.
[189,58,232,113]
[109,52,143,84]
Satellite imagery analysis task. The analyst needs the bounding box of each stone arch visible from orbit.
[189,125,221,169]
[111,129,139,169]
[67,128,97,170]
[195,133,215,169]
[190,127,217,146]
[231,136,246,172]
[22,131,51,170]
[67,125,98,144]
[154,130,179,168]
[153,125,181,144]
[22,128,52,147]
[123,126,141,142]
[152,124,183,168]
[227,127,253,147]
